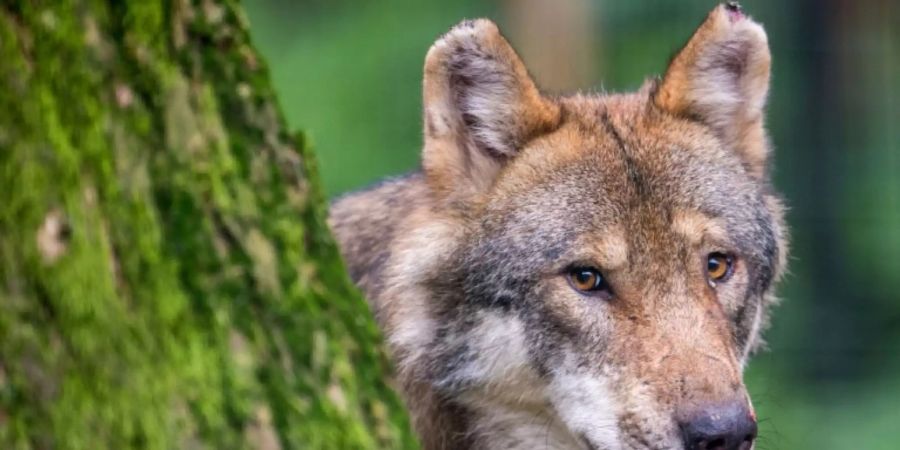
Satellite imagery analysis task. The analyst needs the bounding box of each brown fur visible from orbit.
[330,4,787,449]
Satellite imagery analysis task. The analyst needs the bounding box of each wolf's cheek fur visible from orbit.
[436,312,541,398]
[548,368,623,450]
[441,291,628,449]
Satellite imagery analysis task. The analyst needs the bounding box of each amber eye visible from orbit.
[707,252,734,283]
[567,267,609,294]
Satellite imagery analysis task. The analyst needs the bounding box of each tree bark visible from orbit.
[0,1,415,449]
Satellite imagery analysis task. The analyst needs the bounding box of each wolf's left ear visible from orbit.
[421,19,560,203]
[654,3,772,178]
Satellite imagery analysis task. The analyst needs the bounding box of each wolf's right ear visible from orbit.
[654,3,772,179]
[421,19,560,204]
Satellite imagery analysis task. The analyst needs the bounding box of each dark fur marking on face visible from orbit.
[579,434,600,450]
[434,341,475,391]
[731,301,756,350]
[600,110,649,200]
[425,112,437,137]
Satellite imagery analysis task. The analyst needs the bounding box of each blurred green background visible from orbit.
[244,1,900,448]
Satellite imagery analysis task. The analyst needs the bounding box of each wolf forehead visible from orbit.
[457,93,781,292]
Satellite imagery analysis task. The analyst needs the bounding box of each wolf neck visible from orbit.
[413,388,581,450]
[468,403,584,450]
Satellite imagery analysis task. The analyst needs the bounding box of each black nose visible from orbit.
[680,402,757,450]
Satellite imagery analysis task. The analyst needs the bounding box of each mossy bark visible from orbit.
[0,1,416,449]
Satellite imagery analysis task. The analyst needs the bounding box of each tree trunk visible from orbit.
[0,1,416,449]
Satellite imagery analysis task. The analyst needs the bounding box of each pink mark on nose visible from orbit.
[725,1,745,23]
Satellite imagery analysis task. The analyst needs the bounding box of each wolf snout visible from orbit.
[678,400,757,450]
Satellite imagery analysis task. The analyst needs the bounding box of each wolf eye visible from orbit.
[707,252,734,284]
[566,267,609,295]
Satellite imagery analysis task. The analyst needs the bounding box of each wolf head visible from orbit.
[381,4,787,449]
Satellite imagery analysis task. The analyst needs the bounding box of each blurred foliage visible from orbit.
[246,0,900,448]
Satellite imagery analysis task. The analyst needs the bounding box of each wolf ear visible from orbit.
[421,19,560,203]
[654,3,772,178]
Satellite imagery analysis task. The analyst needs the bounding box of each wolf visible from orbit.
[329,3,787,449]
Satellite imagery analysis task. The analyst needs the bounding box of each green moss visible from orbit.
[0,1,416,448]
